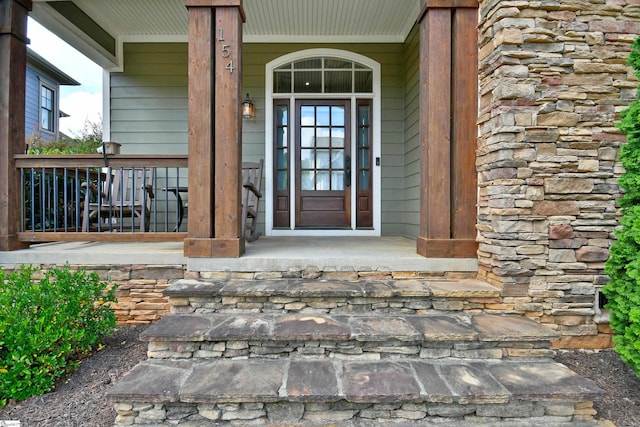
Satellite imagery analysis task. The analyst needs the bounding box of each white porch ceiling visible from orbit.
[32,0,421,69]
[33,0,421,42]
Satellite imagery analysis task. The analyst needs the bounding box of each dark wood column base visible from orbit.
[0,235,30,252]
[416,237,478,258]
[184,237,245,258]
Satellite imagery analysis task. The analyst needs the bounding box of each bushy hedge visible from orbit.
[27,118,102,155]
[0,265,116,405]
[603,36,640,376]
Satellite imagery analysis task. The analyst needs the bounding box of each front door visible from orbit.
[295,100,351,228]
[267,51,379,234]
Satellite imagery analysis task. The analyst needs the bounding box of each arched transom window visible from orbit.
[273,57,373,94]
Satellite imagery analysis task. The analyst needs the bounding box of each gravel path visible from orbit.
[1,325,639,426]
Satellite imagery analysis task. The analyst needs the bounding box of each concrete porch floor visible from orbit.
[0,236,477,273]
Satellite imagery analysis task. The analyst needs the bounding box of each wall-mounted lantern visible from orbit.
[242,93,255,119]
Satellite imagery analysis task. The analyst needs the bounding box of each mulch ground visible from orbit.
[555,348,640,426]
[0,325,147,427]
[1,325,639,426]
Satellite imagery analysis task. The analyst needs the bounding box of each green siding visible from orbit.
[110,43,188,155]
[403,24,420,238]
[111,41,419,236]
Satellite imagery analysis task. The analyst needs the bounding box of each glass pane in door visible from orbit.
[295,100,351,228]
[298,105,348,191]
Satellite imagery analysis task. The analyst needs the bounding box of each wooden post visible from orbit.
[0,0,31,251]
[184,0,245,257]
[416,0,478,258]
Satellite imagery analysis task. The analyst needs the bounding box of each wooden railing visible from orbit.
[15,154,189,243]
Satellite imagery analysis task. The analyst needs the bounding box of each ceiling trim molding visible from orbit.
[243,35,408,44]
[120,35,188,43]
[31,3,121,70]
[119,34,411,44]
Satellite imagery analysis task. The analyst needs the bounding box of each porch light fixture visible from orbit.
[242,93,255,119]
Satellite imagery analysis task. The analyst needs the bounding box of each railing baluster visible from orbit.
[53,167,59,232]
[152,167,157,232]
[20,168,25,232]
[139,168,144,232]
[75,168,81,231]
[63,168,68,231]
[163,167,168,232]
[15,155,188,240]
[175,168,181,232]
[40,168,46,231]
[121,167,126,232]
[95,168,101,231]
[29,168,35,232]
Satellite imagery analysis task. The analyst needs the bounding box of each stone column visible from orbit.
[184,0,245,257]
[417,0,479,258]
[0,0,31,251]
[477,0,636,348]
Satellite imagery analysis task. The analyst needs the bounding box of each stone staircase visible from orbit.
[107,278,604,426]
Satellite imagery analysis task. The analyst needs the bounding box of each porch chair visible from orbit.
[241,160,263,242]
[82,167,155,232]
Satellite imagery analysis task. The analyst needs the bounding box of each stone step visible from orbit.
[140,313,559,360]
[165,278,502,315]
[106,357,603,426]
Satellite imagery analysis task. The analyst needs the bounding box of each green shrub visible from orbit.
[603,36,640,376]
[0,265,117,405]
[26,134,101,155]
[27,118,103,155]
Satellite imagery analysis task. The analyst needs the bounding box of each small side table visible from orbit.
[163,186,188,231]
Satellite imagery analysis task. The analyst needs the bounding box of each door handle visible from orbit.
[345,155,351,187]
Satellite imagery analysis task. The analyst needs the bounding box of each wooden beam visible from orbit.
[0,0,31,251]
[417,4,479,258]
[185,0,245,21]
[417,238,478,258]
[185,5,215,244]
[213,7,243,242]
[14,154,188,169]
[451,7,478,241]
[19,232,187,243]
[419,0,478,23]
[419,7,452,244]
[184,0,244,257]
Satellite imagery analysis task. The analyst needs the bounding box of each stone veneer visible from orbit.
[113,401,598,425]
[0,263,473,325]
[0,261,613,348]
[476,0,638,348]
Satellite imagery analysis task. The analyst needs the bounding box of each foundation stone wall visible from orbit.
[477,0,638,348]
[0,263,473,325]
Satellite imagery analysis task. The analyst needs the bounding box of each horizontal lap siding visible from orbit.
[110,43,188,154]
[25,68,40,137]
[403,24,420,239]
[112,42,409,234]
[381,61,407,236]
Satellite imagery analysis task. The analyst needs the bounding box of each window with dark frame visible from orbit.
[40,84,55,133]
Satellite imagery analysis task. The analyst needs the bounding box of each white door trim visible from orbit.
[264,48,381,236]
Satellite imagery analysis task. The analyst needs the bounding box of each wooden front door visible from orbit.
[295,100,351,228]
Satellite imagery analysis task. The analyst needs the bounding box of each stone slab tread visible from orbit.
[106,357,603,406]
[140,312,559,344]
[164,278,500,299]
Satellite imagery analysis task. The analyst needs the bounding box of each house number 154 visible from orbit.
[218,28,234,73]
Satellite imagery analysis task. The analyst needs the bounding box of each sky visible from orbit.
[27,17,103,138]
